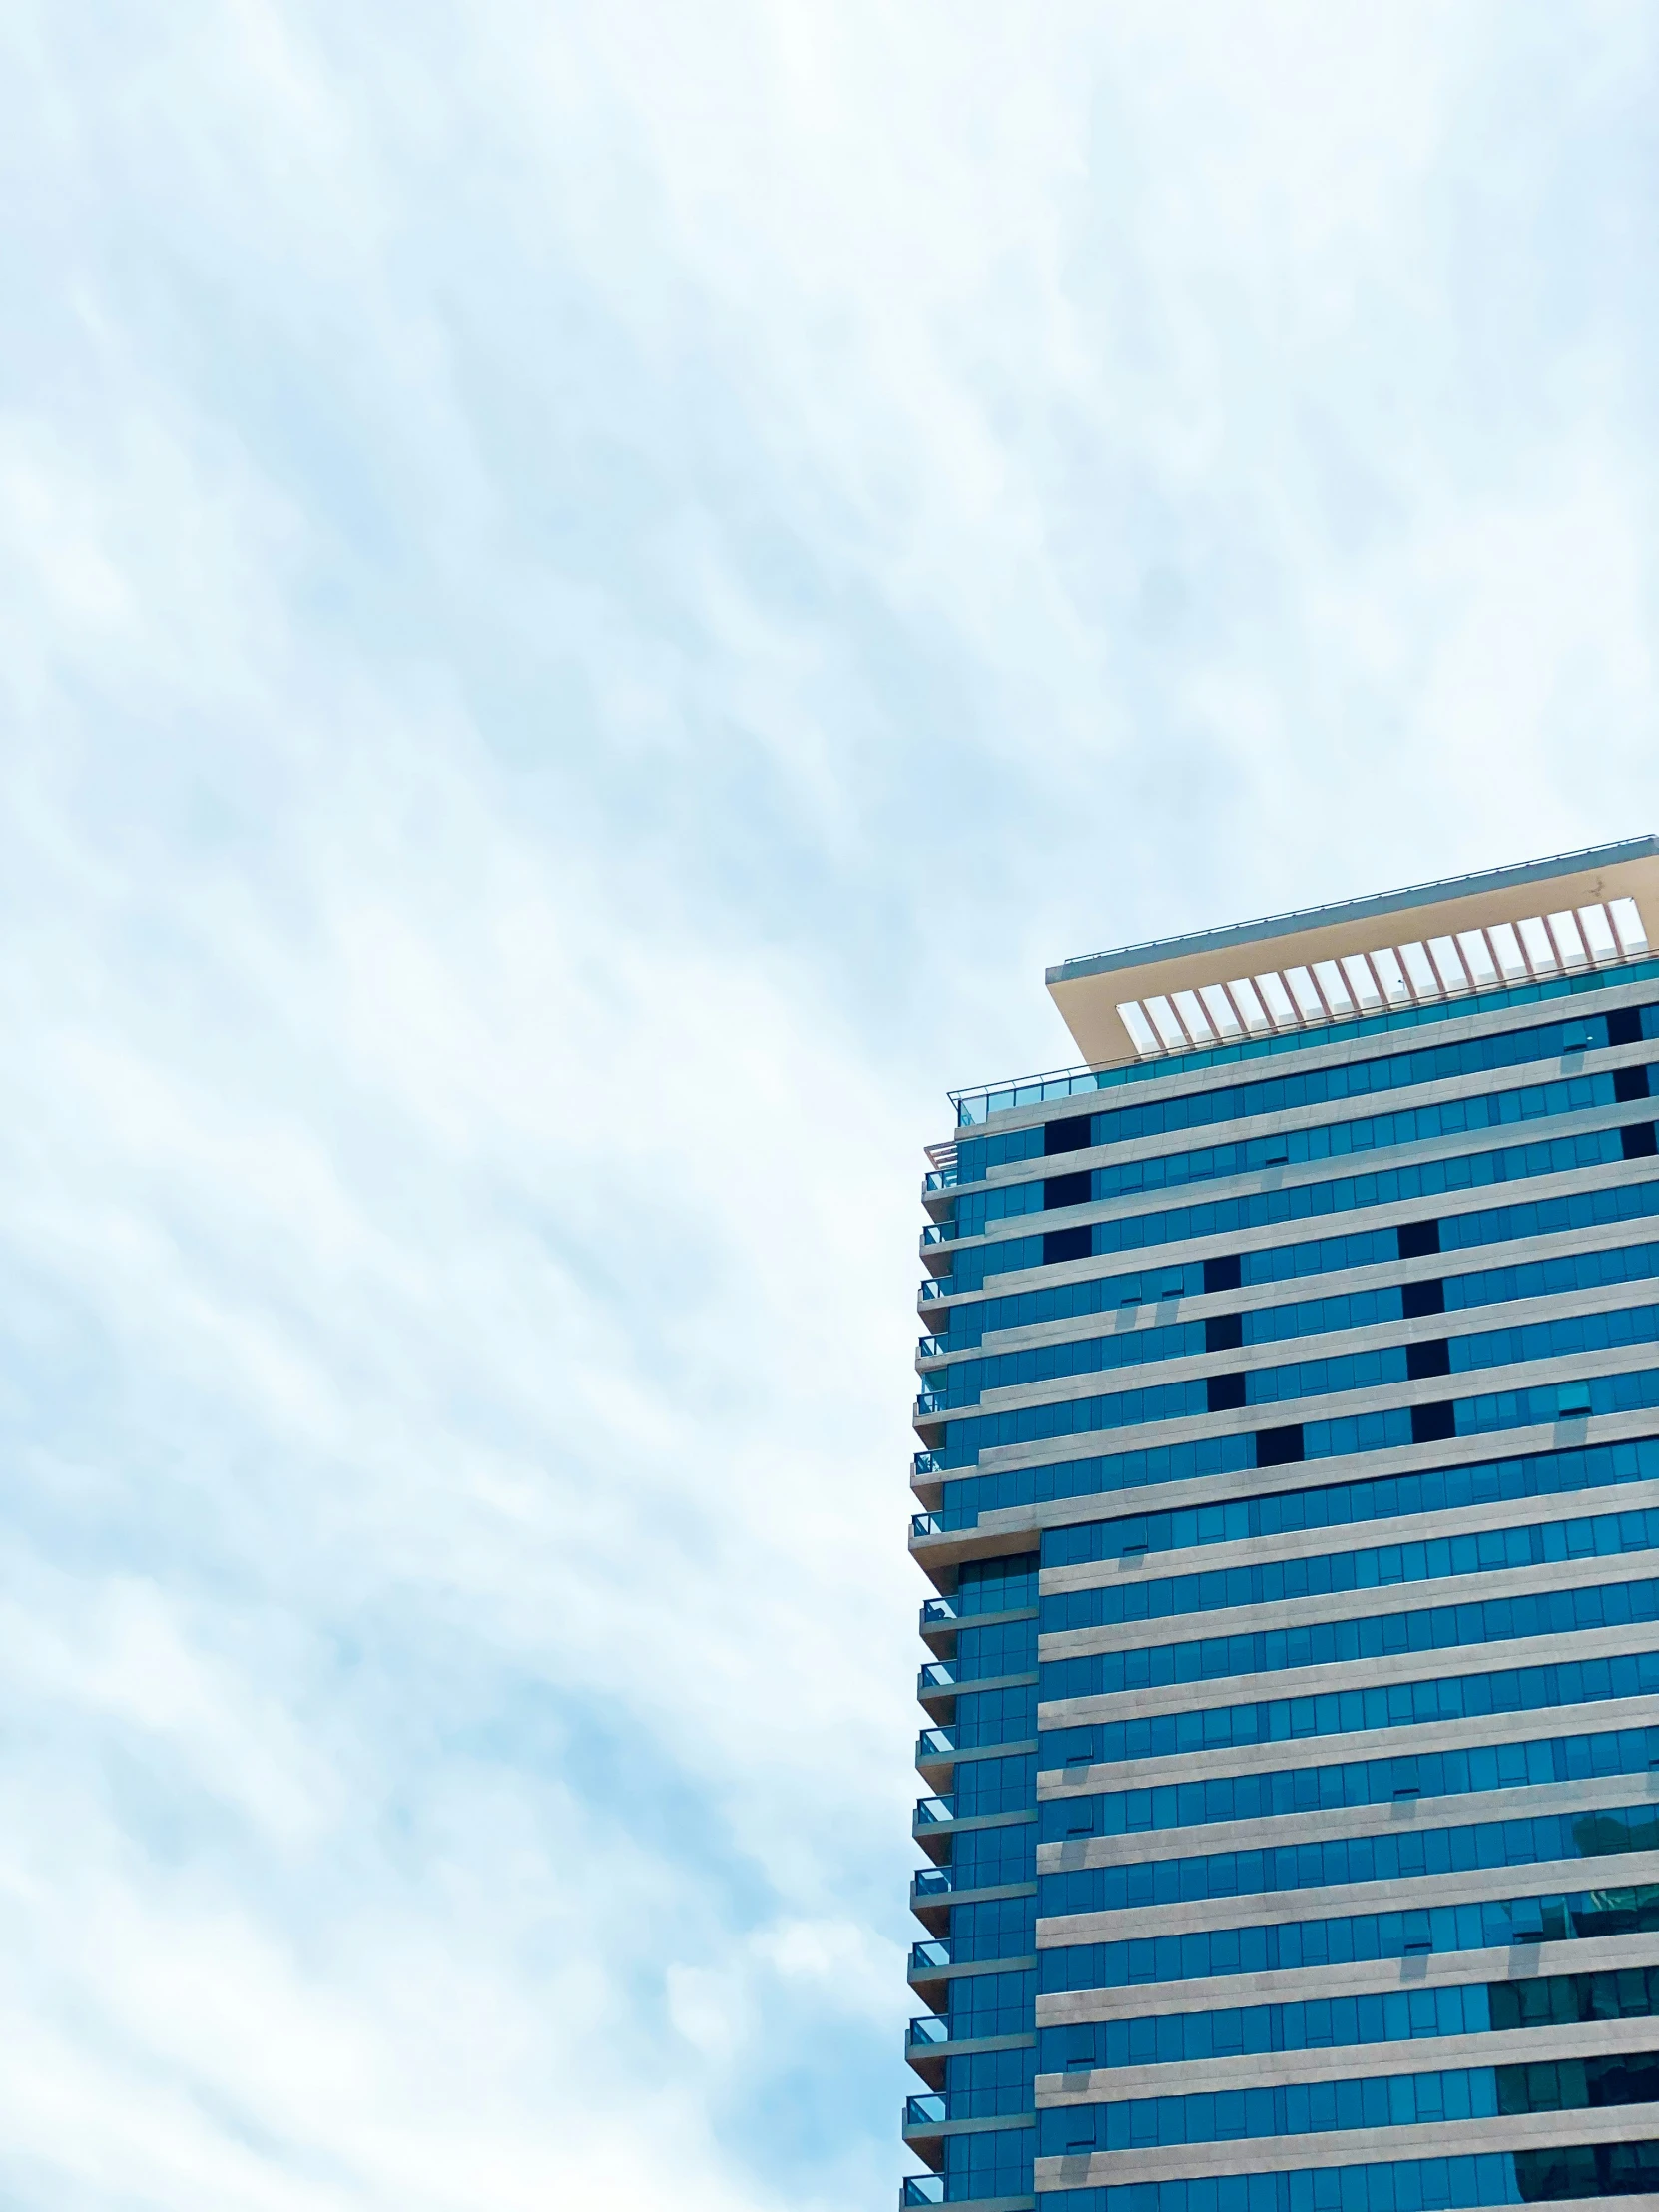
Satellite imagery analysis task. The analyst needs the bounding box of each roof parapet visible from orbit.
[1047,836,1659,1069]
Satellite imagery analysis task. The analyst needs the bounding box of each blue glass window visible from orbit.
[1042,1500,1659,1634]
[950,1896,1035,1961]
[941,2123,1032,2195]
[955,1553,1039,1612]
[931,1241,1659,1408]
[941,1304,1659,1466]
[1040,1799,1659,1917]
[1040,2138,1659,2212]
[1035,2050,1659,2152]
[1040,1439,1659,1571]
[944,2044,1033,2115]
[955,1069,1642,1237]
[1037,1719,1659,1844]
[1038,1571,1659,1713]
[945,1967,1034,2038]
[937,1367,1659,1524]
[952,1754,1036,1818]
[1039,1882,1659,1992]
[1033,1963,1659,2074]
[955,1619,1038,1680]
[950,1825,1035,1891]
[945,1123,1645,1294]
[952,998,1659,1159]
[955,1684,1037,1748]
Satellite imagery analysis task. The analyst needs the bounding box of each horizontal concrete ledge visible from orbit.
[1036,1844,1659,1946]
[1034,2094,1659,2188]
[905,2029,1033,2065]
[959,1338,1659,1484]
[1035,1768,1659,1873]
[1041,1513,1659,1642]
[963,1098,1654,1279]
[1035,1687,1659,1802]
[905,2110,1034,2139]
[906,2196,1032,2212]
[1038,1476,1659,1604]
[943,1152,1659,1311]
[962,1039,1659,1220]
[1037,1616,1659,1735]
[911,1954,1037,1987]
[911,1420,1659,1584]
[1033,1931,1659,2027]
[969,1254,1659,1430]
[948,1403,1659,1554]
[1035,2010,1659,2104]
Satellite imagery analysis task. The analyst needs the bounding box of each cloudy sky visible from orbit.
[1,4,1657,2206]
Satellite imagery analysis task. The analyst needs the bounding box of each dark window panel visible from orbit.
[1256,1424,1305,1466]
[1044,1170,1092,1210]
[1411,1401,1457,1444]
[1043,1224,1092,1266]
[1043,1114,1094,1156]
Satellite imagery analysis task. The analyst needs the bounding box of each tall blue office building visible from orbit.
[903,841,1659,2212]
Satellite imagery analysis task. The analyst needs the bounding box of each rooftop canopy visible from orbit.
[1047,835,1659,1069]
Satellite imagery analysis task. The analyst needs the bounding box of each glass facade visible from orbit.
[903,850,1659,2210]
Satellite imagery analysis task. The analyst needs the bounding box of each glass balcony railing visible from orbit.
[918,1276,951,1302]
[917,1334,949,1361]
[914,1795,953,1827]
[917,1660,956,1695]
[921,1596,957,1629]
[908,2014,950,2050]
[915,1390,946,1418]
[901,2180,944,2207]
[911,1512,945,1539]
[909,1939,950,1973]
[923,1167,960,1194]
[916,1727,955,1763]
[920,1220,958,1247]
[913,1451,942,1477]
[905,2093,947,2128]
[912,1866,953,1900]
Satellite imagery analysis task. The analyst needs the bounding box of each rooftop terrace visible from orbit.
[947,836,1659,1128]
[1048,835,1659,1070]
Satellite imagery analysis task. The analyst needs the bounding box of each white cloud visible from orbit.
[1,2,1659,2206]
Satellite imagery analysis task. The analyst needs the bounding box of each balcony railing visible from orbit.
[915,1390,947,1418]
[916,1727,956,1763]
[921,1596,957,1629]
[901,2182,1034,2209]
[909,1939,950,1974]
[907,2011,950,2047]
[918,1276,951,1302]
[912,1512,945,1539]
[923,1167,960,1194]
[912,1866,953,1900]
[918,1660,956,1695]
[920,1220,958,1247]
[917,1334,949,1361]
[914,1795,953,1827]
[905,2093,947,2128]
[914,1451,942,1477]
